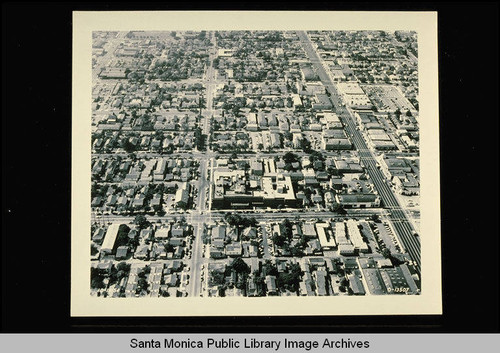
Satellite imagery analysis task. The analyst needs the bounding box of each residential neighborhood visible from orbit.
[90,30,421,298]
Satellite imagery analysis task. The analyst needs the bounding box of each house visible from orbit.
[163,274,178,287]
[173,246,184,259]
[175,185,190,207]
[300,279,315,296]
[209,246,225,259]
[91,196,103,207]
[170,260,183,272]
[134,244,150,260]
[250,160,263,176]
[307,239,322,254]
[247,278,259,297]
[309,258,326,268]
[170,224,185,237]
[265,275,278,296]
[155,226,170,240]
[115,246,128,260]
[132,194,146,208]
[140,229,153,241]
[311,189,323,203]
[212,225,226,241]
[169,238,184,247]
[242,227,257,239]
[227,227,239,242]
[92,228,106,244]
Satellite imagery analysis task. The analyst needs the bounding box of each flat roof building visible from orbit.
[316,223,337,249]
[101,223,123,254]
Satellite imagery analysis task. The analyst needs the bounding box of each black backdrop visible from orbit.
[2,2,498,333]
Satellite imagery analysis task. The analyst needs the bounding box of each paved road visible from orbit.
[185,32,218,296]
[93,209,386,226]
[93,149,369,160]
[297,31,421,274]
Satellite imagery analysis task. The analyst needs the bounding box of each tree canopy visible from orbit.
[230,257,250,274]
[134,215,150,229]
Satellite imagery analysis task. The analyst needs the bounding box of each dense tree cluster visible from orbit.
[112,224,131,253]
[224,213,258,229]
[194,127,206,151]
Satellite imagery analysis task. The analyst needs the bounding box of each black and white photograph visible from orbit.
[3,4,499,344]
[71,11,441,317]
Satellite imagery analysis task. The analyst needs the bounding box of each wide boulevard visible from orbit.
[296,31,421,274]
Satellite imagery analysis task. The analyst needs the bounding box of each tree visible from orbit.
[90,267,106,289]
[300,138,312,153]
[309,150,324,164]
[194,127,206,151]
[91,276,106,289]
[331,203,346,214]
[290,246,303,257]
[137,278,149,292]
[283,151,298,164]
[224,213,242,227]
[116,262,130,273]
[134,215,150,229]
[262,260,278,277]
[127,232,140,248]
[121,139,136,153]
[231,257,250,274]
[281,219,293,239]
[272,232,285,247]
[209,270,226,286]
[277,263,302,291]
[154,130,164,139]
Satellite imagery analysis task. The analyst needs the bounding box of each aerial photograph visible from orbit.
[90,30,421,299]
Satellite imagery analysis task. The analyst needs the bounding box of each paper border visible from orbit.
[72,11,441,316]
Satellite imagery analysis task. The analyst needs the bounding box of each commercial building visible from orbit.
[101,223,122,254]
[211,168,297,209]
[316,223,337,249]
[336,82,372,108]
[346,219,369,253]
[335,193,380,208]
